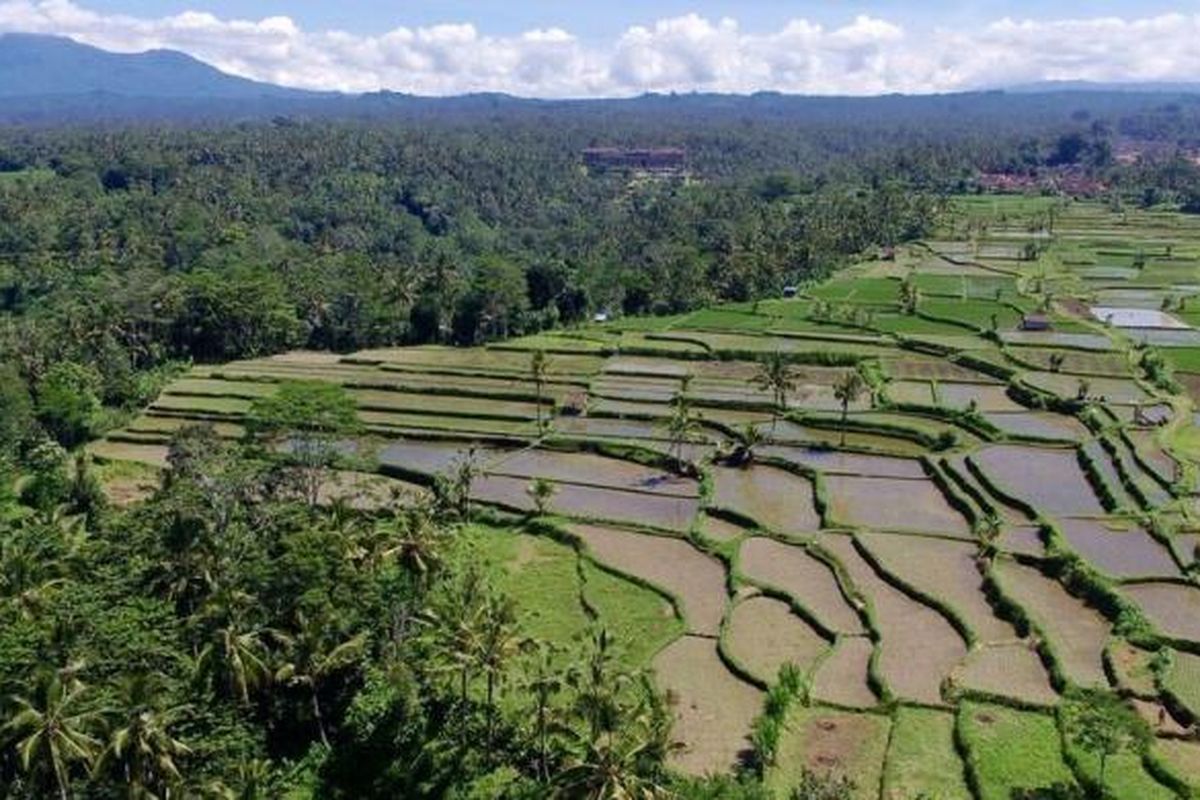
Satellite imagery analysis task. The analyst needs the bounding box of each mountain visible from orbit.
[1007,80,1200,94]
[0,33,322,99]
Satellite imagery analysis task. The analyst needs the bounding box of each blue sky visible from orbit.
[2,1,1199,96]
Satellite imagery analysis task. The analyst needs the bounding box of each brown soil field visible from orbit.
[973,445,1106,516]
[571,524,727,635]
[810,637,877,708]
[711,465,822,534]
[982,412,1090,442]
[475,476,700,531]
[859,533,1015,643]
[487,449,699,497]
[700,514,749,543]
[824,475,972,537]
[1122,582,1200,642]
[939,383,1025,412]
[880,356,1002,383]
[1056,518,1180,579]
[653,636,762,776]
[88,441,170,468]
[767,707,891,800]
[999,525,1045,557]
[758,446,926,478]
[738,537,863,634]
[955,643,1058,705]
[992,560,1110,686]
[379,440,501,476]
[886,380,935,405]
[725,596,829,684]
[824,535,966,705]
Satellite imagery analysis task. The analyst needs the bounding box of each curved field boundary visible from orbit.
[720,595,830,689]
[736,536,865,637]
[988,559,1111,690]
[568,523,728,637]
[653,635,764,776]
[857,533,1016,646]
[822,534,968,706]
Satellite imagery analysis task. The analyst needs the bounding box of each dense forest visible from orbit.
[3,92,1200,797]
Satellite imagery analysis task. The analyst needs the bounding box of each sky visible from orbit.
[2,1,1200,97]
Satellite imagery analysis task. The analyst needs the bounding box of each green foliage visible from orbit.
[35,361,102,447]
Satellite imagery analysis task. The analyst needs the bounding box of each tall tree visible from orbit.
[273,613,367,748]
[1,671,103,800]
[95,673,192,800]
[754,352,798,435]
[832,371,866,447]
[247,381,361,508]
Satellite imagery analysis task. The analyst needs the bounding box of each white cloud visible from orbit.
[0,1,1199,97]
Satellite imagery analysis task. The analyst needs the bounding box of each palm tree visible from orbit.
[731,422,766,466]
[665,396,700,470]
[191,589,271,706]
[754,351,798,433]
[0,534,66,620]
[527,478,558,517]
[363,506,445,590]
[555,633,674,800]
[523,642,564,782]
[273,613,367,748]
[96,673,192,799]
[530,350,551,435]
[202,758,274,800]
[832,372,866,447]
[1,670,103,800]
[474,596,522,745]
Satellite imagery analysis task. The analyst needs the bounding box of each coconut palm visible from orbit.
[523,642,564,782]
[0,533,66,620]
[363,505,445,588]
[273,613,367,748]
[665,397,700,469]
[832,371,866,447]
[1,670,103,800]
[95,672,192,799]
[474,595,522,744]
[754,351,797,433]
[192,589,271,706]
[731,422,766,466]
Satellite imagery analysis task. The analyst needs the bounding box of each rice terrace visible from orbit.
[77,196,1200,798]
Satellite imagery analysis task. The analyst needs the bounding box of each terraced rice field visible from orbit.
[992,560,1111,686]
[1122,582,1200,643]
[858,533,1015,643]
[882,708,971,800]
[954,643,1058,705]
[824,475,971,536]
[653,636,762,775]
[766,706,891,799]
[92,199,1200,782]
[570,524,726,635]
[737,537,863,635]
[710,465,821,534]
[972,445,1106,515]
[823,535,966,705]
[958,703,1077,800]
[1055,517,1180,578]
[724,596,829,685]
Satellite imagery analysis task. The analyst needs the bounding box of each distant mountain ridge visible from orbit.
[0,33,321,99]
[2,33,1200,125]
